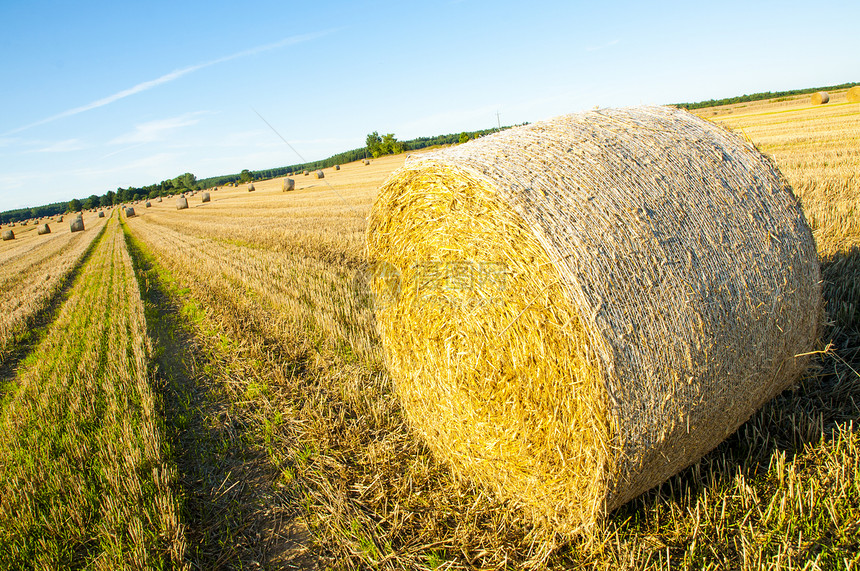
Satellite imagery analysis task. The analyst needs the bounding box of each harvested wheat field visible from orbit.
[1,94,858,570]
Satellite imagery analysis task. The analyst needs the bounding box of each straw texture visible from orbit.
[366,105,822,534]
[176,197,188,210]
[283,178,295,191]
[847,86,860,103]
[2,230,13,241]
[37,224,50,235]
[69,216,84,233]
[811,91,830,105]
[202,192,211,203]
[125,207,136,217]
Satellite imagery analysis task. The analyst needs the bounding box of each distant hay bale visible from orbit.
[811,91,830,105]
[283,178,295,191]
[202,192,211,203]
[57,216,63,222]
[125,207,136,217]
[847,86,860,103]
[303,170,309,176]
[316,170,324,179]
[364,159,370,165]
[37,224,50,235]
[98,211,105,218]
[367,105,822,535]
[2,230,14,241]
[145,201,151,208]
[157,197,162,202]
[69,216,84,233]
[176,197,188,210]
[248,183,255,192]
[335,164,340,170]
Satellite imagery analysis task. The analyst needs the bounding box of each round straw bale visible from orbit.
[847,86,860,103]
[202,192,211,203]
[2,230,14,241]
[57,215,63,222]
[125,207,136,217]
[157,197,162,202]
[145,201,151,208]
[810,91,829,105]
[98,211,105,218]
[335,164,340,170]
[176,196,188,210]
[316,170,325,179]
[37,223,50,235]
[248,183,255,192]
[283,178,295,191]
[364,159,370,165]
[367,105,822,535]
[303,170,309,176]
[69,216,84,233]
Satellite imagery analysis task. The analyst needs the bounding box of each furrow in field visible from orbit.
[0,212,110,361]
[126,212,381,364]
[0,217,185,569]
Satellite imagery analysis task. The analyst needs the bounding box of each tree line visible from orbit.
[1,124,519,223]
[674,82,860,110]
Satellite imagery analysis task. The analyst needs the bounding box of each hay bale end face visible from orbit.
[367,106,822,535]
[69,216,84,233]
[811,91,830,105]
[2,229,14,241]
[847,86,860,103]
[283,178,295,191]
[37,224,50,235]
[145,201,151,208]
[316,170,325,179]
[303,170,309,176]
[335,164,340,170]
[202,192,210,203]
[98,211,105,218]
[176,197,188,210]
[125,207,136,217]
[248,184,255,192]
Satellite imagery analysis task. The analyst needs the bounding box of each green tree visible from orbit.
[366,131,382,158]
[239,169,253,183]
[83,194,99,210]
[459,132,471,144]
[67,198,81,213]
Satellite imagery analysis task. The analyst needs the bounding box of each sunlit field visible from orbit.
[1,91,857,569]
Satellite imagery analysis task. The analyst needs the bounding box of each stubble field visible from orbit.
[0,91,857,570]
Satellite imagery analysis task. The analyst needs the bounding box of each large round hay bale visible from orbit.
[367,106,822,534]
[334,164,340,170]
[283,178,295,191]
[2,229,14,241]
[202,192,211,203]
[810,91,829,105]
[157,197,162,202]
[847,86,860,103]
[248,183,255,192]
[364,159,370,165]
[303,170,309,176]
[37,224,51,235]
[316,170,325,179]
[98,211,105,218]
[57,215,63,222]
[69,216,84,233]
[125,207,136,217]
[176,197,188,210]
[145,201,151,208]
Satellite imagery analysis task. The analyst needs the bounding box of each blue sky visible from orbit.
[0,0,856,211]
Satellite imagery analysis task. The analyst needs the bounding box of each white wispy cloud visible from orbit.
[2,30,335,136]
[31,138,87,153]
[586,39,620,52]
[109,112,208,145]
